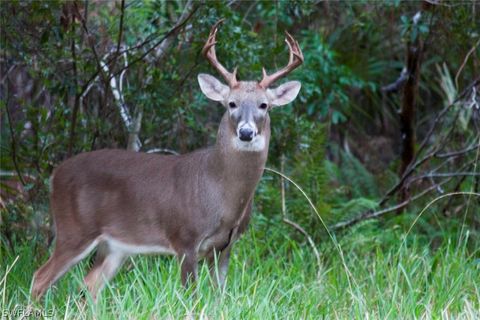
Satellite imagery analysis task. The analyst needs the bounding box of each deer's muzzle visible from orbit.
[239,127,254,141]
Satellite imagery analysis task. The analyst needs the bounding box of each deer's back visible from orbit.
[49,149,212,247]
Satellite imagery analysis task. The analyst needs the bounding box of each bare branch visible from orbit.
[333,157,477,231]
[331,176,454,230]
[382,68,408,93]
[100,58,132,128]
[435,143,480,158]
[0,65,16,85]
[153,0,194,60]
[80,79,98,106]
[4,93,26,187]
[415,172,480,180]
[127,105,143,152]
[283,218,321,268]
[455,38,480,89]
[112,2,199,79]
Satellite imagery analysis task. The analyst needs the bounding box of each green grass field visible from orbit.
[1,213,479,319]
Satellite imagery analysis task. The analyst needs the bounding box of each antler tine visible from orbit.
[202,19,239,88]
[259,31,303,89]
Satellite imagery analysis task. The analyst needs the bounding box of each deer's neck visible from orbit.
[210,113,270,192]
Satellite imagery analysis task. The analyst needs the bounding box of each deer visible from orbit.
[31,20,303,301]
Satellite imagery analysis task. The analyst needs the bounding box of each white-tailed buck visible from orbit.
[32,20,303,300]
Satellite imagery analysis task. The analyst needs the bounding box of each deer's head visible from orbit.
[198,20,303,150]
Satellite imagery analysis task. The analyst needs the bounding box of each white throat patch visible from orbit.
[232,135,266,152]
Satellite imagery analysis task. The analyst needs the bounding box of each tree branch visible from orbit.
[454,38,480,89]
[332,157,477,231]
[435,142,480,158]
[76,1,199,102]
[5,93,26,187]
[381,68,408,93]
[67,12,80,157]
[100,56,132,128]
[378,77,480,207]
[152,0,193,60]
[331,176,454,230]
[111,1,199,79]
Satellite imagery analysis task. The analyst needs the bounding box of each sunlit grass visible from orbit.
[1,215,479,319]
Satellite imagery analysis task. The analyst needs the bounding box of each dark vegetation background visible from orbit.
[1,1,479,261]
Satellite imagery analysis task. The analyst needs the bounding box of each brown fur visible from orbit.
[32,109,270,299]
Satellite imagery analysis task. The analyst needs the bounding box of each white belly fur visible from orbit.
[102,235,176,256]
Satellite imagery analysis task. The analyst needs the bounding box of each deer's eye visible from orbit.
[259,103,268,110]
[229,102,237,108]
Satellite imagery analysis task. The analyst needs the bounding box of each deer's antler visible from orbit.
[202,19,239,88]
[258,31,303,89]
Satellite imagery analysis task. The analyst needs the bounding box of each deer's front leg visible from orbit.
[179,250,198,287]
[207,228,237,290]
[209,246,232,289]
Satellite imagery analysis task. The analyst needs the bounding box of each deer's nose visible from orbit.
[239,127,254,141]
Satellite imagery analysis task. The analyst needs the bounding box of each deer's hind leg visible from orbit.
[32,236,99,300]
[83,241,126,300]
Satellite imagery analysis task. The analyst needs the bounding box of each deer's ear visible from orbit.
[198,74,230,102]
[267,81,301,107]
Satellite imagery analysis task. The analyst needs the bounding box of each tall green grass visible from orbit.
[1,214,479,319]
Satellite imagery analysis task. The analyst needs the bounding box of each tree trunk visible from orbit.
[398,11,425,208]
